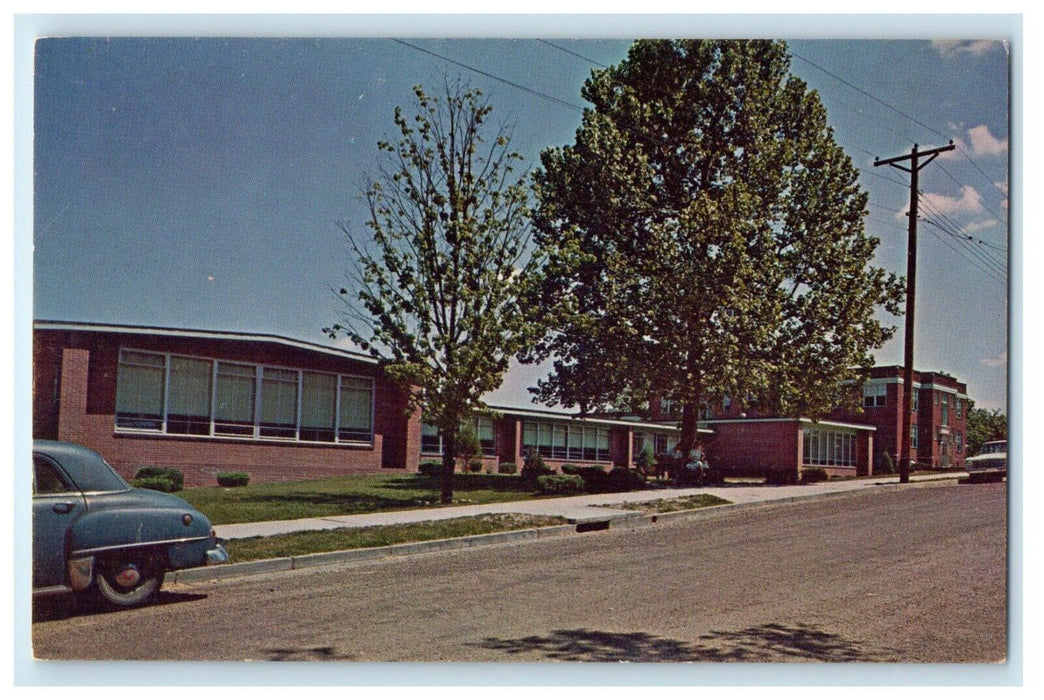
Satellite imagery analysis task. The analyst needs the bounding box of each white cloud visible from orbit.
[942,124,1008,161]
[981,351,1007,369]
[931,40,999,57]
[908,185,984,219]
[964,218,1001,235]
[966,124,1008,156]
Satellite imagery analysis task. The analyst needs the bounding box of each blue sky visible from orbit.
[28,25,1014,412]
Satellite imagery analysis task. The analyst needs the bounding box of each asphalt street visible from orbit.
[32,481,1007,665]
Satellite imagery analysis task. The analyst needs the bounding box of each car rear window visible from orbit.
[73,450,131,492]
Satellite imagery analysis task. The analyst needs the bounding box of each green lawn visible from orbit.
[179,472,542,525]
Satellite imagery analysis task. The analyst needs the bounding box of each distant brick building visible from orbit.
[33,321,969,486]
[831,366,969,472]
[645,365,968,480]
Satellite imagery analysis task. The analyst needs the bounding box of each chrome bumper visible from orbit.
[206,540,230,565]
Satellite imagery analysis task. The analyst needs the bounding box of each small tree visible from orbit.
[327,79,542,503]
[455,425,482,473]
[636,444,658,477]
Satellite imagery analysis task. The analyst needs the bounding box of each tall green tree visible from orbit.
[965,404,1007,455]
[327,80,540,503]
[525,40,905,452]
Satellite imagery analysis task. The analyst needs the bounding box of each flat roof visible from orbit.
[701,417,877,432]
[485,404,682,431]
[34,320,380,365]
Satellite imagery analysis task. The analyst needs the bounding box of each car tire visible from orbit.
[94,560,165,608]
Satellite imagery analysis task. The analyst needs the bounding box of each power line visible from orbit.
[916,197,1007,278]
[790,49,1008,226]
[934,161,1008,225]
[921,218,1006,284]
[538,39,609,69]
[917,190,1007,253]
[790,50,949,143]
[391,39,587,115]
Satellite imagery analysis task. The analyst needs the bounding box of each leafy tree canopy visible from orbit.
[524,39,904,449]
[965,404,1007,455]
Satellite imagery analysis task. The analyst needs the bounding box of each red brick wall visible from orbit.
[707,420,801,479]
[35,329,415,486]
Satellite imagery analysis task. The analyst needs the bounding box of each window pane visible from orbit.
[215,362,256,436]
[338,376,372,442]
[167,356,213,435]
[116,351,165,430]
[421,423,442,453]
[300,372,336,442]
[260,368,298,439]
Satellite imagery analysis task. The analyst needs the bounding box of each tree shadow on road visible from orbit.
[470,622,899,662]
[265,645,357,661]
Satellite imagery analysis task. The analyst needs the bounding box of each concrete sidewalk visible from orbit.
[170,472,968,585]
[213,472,966,541]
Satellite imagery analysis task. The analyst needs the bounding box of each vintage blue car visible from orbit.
[33,440,228,607]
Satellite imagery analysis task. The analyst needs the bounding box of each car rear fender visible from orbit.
[69,506,214,566]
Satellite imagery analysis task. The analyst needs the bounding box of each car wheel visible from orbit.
[94,560,165,607]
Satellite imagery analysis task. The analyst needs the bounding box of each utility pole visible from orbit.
[875,141,954,484]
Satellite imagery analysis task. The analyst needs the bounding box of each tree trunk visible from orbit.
[440,430,456,504]
[680,401,699,455]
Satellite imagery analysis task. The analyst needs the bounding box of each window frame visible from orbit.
[520,420,612,463]
[114,347,375,445]
[863,383,887,408]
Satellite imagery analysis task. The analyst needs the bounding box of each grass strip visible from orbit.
[613,494,731,514]
[224,513,568,563]
[180,473,543,525]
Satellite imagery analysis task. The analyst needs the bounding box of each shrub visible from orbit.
[216,472,251,487]
[765,469,798,485]
[801,467,828,483]
[419,461,443,478]
[635,445,658,471]
[132,475,178,492]
[521,450,553,485]
[497,462,517,475]
[560,464,581,475]
[536,474,584,495]
[607,467,647,492]
[455,427,482,471]
[576,465,610,493]
[879,451,895,475]
[133,466,184,492]
[466,458,484,473]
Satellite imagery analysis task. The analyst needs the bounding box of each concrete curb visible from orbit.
[171,523,580,584]
[171,475,965,585]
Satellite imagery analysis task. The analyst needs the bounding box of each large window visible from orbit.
[115,349,373,444]
[522,420,611,462]
[802,427,857,467]
[215,362,256,436]
[260,367,299,439]
[115,351,166,430]
[338,377,373,442]
[300,372,337,442]
[634,431,674,456]
[863,383,887,408]
[167,356,213,435]
[420,415,497,456]
[941,394,950,426]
